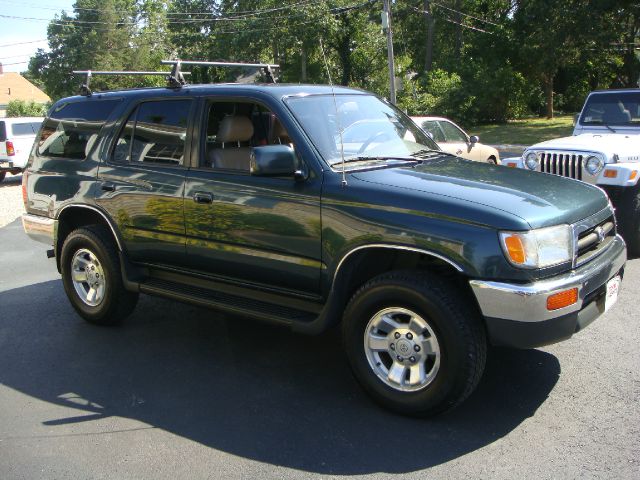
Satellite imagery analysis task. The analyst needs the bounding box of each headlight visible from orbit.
[499,225,572,268]
[524,152,538,170]
[585,155,603,175]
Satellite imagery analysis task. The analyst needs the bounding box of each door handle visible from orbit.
[193,192,213,204]
[101,182,116,192]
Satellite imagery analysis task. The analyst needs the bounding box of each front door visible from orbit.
[96,98,195,267]
[183,98,322,295]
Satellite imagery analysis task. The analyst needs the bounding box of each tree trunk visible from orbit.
[544,74,554,119]
[424,0,434,74]
[301,44,307,82]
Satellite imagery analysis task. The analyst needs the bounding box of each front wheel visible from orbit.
[61,225,138,325]
[342,271,486,417]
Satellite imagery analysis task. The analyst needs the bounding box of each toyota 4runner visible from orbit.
[22,78,627,416]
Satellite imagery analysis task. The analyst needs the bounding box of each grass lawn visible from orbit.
[470,115,574,146]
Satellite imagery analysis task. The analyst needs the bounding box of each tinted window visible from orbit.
[419,121,445,142]
[0,122,5,142]
[37,99,121,159]
[12,122,41,136]
[113,100,191,165]
[580,91,640,126]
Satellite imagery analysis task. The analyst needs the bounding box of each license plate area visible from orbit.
[604,275,621,312]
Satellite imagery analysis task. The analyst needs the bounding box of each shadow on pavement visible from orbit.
[0,280,560,475]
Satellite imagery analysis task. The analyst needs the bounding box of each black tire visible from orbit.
[60,225,138,325]
[488,156,497,165]
[617,185,640,257]
[0,172,5,183]
[342,271,486,417]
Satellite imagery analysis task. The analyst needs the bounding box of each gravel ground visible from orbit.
[0,174,23,228]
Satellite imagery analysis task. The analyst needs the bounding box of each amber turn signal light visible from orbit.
[506,162,517,168]
[630,171,638,181]
[547,288,578,311]
[603,169,617,178]
[504,235,526,264]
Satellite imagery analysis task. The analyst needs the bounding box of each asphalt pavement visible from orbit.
[0,216,638,479]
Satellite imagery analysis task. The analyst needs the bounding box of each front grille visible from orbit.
[574,214,616,267]
[540,152,583,180]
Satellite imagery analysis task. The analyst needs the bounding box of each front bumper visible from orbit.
[470,234,626,348]
[22,213,57,246]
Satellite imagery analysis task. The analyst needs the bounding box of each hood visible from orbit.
[528,134,640,161]
[351,156,609,229]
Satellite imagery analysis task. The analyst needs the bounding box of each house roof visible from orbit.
[0,72,50,105]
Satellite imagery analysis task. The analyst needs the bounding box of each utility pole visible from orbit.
[382,0,396,104]
[424,0,434,74]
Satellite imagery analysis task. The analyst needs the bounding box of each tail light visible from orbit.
[21,171,29,209]
[6,141,15,156]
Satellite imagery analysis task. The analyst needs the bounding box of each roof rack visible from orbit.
[72,70,193,96]
[160,60,280,84]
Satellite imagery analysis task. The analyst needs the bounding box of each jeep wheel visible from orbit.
[342,271,486,417]
[617,185,640,256]
[61,225,138,325]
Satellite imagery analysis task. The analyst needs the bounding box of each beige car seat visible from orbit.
[209,115,254,170]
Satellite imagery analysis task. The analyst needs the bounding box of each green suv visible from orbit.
[22,83,626,416]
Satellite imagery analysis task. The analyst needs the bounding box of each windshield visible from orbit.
[285,94,440,165]
[579,91,640,127]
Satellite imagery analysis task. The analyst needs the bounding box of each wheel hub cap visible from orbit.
[363,307,441,392]
[70,248,106,307]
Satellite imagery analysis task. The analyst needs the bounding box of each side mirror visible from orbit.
[250,145,299,177]
[469,135,479,144]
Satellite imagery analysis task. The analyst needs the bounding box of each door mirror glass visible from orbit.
[469,135,479,144]
[250,145,297,177]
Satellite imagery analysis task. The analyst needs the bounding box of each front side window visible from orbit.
[419,121,445,142]
[113,99,192,165]
[439,121,468,143]
[285,94,439,166]
[37,100,121,159]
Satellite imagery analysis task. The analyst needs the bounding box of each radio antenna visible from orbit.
[319,39,347,187]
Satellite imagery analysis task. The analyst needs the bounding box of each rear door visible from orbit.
[96,98,195,267]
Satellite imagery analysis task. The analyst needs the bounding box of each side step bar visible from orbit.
[139,278,317,327]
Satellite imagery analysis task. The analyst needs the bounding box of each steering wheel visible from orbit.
[357,130,390,154]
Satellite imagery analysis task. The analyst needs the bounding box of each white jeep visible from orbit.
[0,117,44,182]
[513,89,640,254]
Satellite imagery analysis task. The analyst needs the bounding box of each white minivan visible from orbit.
[0,117,43,182]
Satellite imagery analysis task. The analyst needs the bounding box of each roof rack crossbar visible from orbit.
[72,70,192,96]
[161,60,280,83]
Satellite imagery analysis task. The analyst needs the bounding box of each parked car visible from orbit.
[510,89,640,254]
[411,116,499,164]
[0,116,43,182]
[22,81,625,417]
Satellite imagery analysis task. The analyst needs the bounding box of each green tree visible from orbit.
[6,100,49,117]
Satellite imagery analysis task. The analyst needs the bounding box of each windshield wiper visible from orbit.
[602,124,617,133]
[341,155,420,163]
[410,148,455,159]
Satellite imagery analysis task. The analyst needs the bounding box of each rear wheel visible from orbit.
[342,271,486,417]
[61,225,138,325]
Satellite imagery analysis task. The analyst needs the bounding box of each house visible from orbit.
[0,63,50,117]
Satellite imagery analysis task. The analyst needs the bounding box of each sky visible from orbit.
[0,0,75,73]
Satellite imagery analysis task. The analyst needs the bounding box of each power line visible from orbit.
[411,5,494,34]
[0,38,47,47]
[430,1,500,27]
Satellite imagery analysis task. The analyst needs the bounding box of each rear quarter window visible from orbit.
[11,122,41,136]
[0,121,6,142]
[37,99,121,159]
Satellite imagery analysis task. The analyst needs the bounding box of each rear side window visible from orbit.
[112,99,192,165]
[0,122,6,142]
[37,99,121,159]
[11,122,41,136]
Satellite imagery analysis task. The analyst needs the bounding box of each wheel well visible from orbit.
[55,207,119,272]
[334,248,472,308]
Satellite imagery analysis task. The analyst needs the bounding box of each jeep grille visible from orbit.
[540,152,583,180]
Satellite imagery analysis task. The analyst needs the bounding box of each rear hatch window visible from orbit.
[11,122,41,136]
[37,99,121,159]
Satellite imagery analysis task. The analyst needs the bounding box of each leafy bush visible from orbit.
[6,100,49,117]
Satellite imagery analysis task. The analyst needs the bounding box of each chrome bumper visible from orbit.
[470,234,627,323]
[22,213,57,246]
